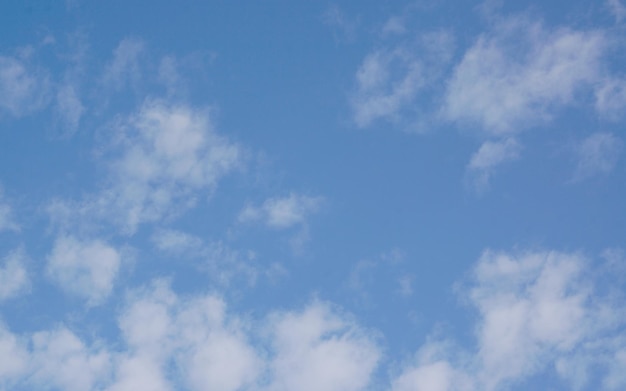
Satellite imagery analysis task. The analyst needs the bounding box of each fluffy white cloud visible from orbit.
[263,302,381,391]
[239,193,322,229]
[443,19,607,134]
[0,249,29,301]
[391,250,626,391]
[30,328,111,391]
[104,100,240,232]
[572,132,622,181]
[466,138,521,190]
[47,235,121,304]
[0,55,49,117]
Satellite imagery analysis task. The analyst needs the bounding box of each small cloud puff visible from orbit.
[46,235,122,305]
[239,193,323,229]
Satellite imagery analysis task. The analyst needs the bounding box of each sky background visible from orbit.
[0,1,625,390]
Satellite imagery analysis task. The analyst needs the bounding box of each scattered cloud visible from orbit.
[0,249,29,301]
[46,235,122,305]
[466,138,522,191]
[351,30,454,129]
[239,193,323,229]
[151,228,258,287]
[572,132,622,181]
[0,280,383,391]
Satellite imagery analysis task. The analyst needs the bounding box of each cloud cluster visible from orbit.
[391,250,626,391]
[0,281,381,391]
[49,100,242,234]
[351,14,626,185]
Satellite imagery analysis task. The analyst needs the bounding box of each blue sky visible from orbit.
[0,0,625,390]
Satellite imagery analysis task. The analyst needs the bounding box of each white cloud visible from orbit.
[239,193,323,229]
[443,19,607,135]
[0,55,49,117]
[49,99,242,234]
[391,249,626,391]
[30,328,111,391]
[105,100,241,232]
[0,324,29,385]
[47,235,121,305]
[0,280,382,391]
[0,249,29,301]
[572,132,622,181]
[263,302,381,391]
[102,38,145,91]
[466,138,521,191]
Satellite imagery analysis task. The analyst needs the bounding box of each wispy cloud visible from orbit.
[101,38,145,92]
[572,132,622,181]
[49,99,242,234]
[0,190,18,233]
[239,193,323,230]
[0,249,29,301]
[0,55,49,117]
[466,138,522,191]
[323,5,360,43]
[351,30,454,129]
